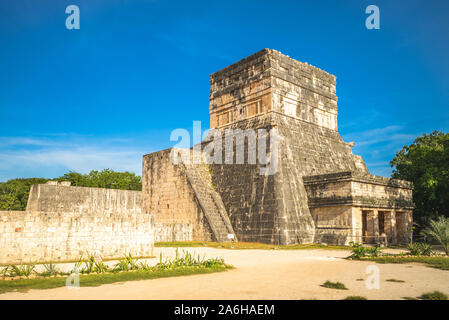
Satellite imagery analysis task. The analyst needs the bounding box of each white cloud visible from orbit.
[0,135,156,181]
[342,125,417,177]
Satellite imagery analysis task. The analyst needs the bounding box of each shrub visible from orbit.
[82,255,96,274]
[114,259,131,272]
[418,291,448,300]
[41,262,59,276]
[0,266,10,278]
[386,279,405,283]
[407,242,433,256]
[344,296,367,300]
[9,264,35,277]
[321,281,348,290]
[367,245,381,257]
[423,217,449,255]
[349,242,382,259]
[93,261,110,273]
[349,242,367,259]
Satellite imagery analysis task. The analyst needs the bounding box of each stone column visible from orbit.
[366,210,379,244]
[372,210,380,244]
[384,211,397,244]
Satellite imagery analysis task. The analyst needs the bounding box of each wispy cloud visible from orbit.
[342,125,417,177]
[0,134,156,181]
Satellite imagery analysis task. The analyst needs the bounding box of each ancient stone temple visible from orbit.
[142,49,414,245]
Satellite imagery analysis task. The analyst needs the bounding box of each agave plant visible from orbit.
[0,266,10,278]
[125,253,140,270]
[42,262,59,276]
[423,217,449,255]
[114,259,130,272]
[82,255,96,274]
[139,261,154,271]
[70,256,83,274]
[10,264,36,277]
[93,260,110,273]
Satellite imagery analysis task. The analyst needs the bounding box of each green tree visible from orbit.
[0,178,49,210]
[391,131,449,226]
[0,169,142,211]
[56,169,142,190]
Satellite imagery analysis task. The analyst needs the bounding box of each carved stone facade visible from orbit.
[142,49,413,245]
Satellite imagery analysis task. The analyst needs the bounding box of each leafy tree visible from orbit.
[0,169,141,211]
[56,169,142,191]
[0,178,49,210]
[391,131,449,226]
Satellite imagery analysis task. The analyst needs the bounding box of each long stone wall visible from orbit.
[0,184,154,264]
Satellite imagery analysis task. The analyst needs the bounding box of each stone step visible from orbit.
[184,163,236,242]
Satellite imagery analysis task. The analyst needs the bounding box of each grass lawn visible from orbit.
[155,241,349,250]
[0,265,231,295]
[359,256,449,270]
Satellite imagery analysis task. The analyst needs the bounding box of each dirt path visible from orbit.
[1,247,448,300]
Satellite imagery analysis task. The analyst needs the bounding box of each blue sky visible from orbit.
[0,0,448,181]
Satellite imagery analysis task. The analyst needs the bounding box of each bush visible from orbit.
[418,291,448,300]
[344,296,367,300]
[321,281,348,290]
[9,264,36,277]
[423,217,449,255]
[407,242,433,256]
[349,242,382,259]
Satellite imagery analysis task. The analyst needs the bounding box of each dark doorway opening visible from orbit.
[378,211,385,235]
[362,210,368,243]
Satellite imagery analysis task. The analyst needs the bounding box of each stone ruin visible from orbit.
[0,49,414,265]
[0,182,153,264]
[143,49,414,246]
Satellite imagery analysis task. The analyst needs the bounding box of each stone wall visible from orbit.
[26,183,143,214]
[0,184,154,264]
[142,148,214,242]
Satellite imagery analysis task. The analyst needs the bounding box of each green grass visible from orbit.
[155,241,349,250]
[343,296,367,300]
[402,296,419,300]
[0,265,231,295]
[418,291,448,300]
[321,281,348,290]
[386,279,405,283]
[359,256,449,270]
[0,255,156,267]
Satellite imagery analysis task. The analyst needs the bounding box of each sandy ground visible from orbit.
[1,247,448,300]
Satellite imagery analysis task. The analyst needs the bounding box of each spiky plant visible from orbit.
[10,264,35,277]
[1,266,10,278]
[125,253,140,270]
[139,261,154,271]
[93,260,110,273]
[82,255,96,274]
[423,216,449,255]
[114,259,130,272]
[42,262,59,276]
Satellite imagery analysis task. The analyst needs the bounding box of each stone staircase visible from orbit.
[184,161,236,243]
